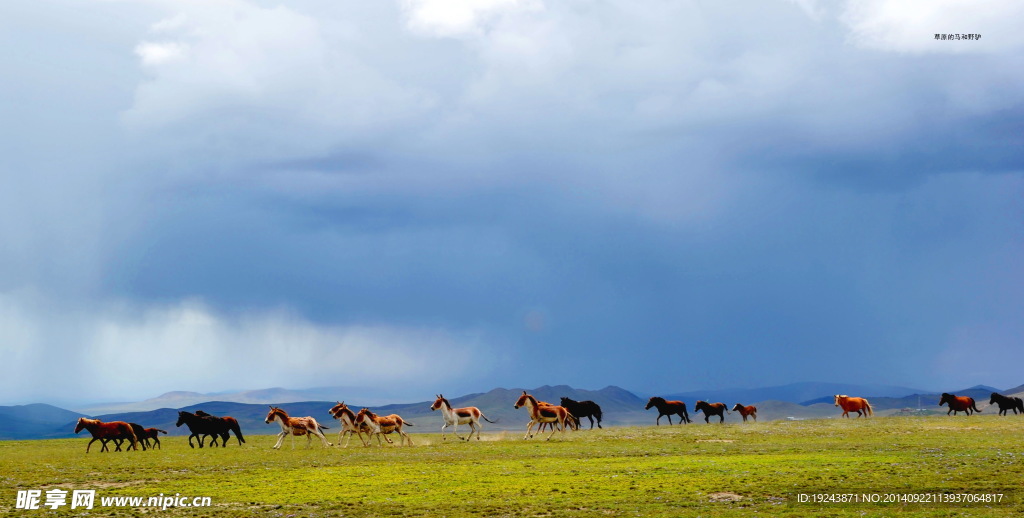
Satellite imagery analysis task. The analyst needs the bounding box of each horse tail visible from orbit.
[480,413,498,424]
[682,404,691,423]
[156,429,168,435]
[864,400,874,417]
[594,406,603,423]
[229,420,245,444]
[971,399,981,413]
[1016,397,1024,413]
[404,421,415,427]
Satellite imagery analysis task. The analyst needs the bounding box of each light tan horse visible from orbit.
[264,406,332,449]
[354,408,415,447]
[834,395,873,418]
[513,391,571,440]
[327,401,373,447]
[430,394,497,441]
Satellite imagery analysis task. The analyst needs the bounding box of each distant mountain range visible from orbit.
[664,381,931,406]
[3,382,1021,441]
[76,386,406,415]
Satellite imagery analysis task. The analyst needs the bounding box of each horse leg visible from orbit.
[524,420,536,439]
[87,438,99,453]
[546,420,559,441]
[453,422,466,441]
[718,413,724,424]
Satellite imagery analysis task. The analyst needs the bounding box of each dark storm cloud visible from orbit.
[1,0,1021,403]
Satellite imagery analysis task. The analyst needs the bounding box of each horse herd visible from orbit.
[72,391,1024,452]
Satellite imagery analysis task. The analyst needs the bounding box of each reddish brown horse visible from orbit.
[939,393,981,416]
[645,397,691,424]
[731,404,757,422]
[694,401,728,423]
[834,395,873,418]
[74,418,138,453]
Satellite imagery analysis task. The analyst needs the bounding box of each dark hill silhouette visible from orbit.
[0,404,87,440]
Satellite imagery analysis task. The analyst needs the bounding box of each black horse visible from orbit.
[194,410,246,446]
[990,392,1024,416]
[559,397,603,429]
[694,401,728,423]
[176,411,245,448]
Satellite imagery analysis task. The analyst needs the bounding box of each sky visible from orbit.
[1,0,1022,407]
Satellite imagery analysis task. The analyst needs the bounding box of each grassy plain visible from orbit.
[2,416,1022,517]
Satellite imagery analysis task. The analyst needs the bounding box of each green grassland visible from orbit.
[2,416,1022,517]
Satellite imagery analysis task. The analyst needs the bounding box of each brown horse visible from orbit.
[834,395,873,418]
[265,406,332,449]
[514,391,572,440]
[74,418,138,453]
[328,401,373,447]
[731,404,757,422]
[939,393,981,416]
[990,392,1024,416]
[694,401,728,423]
[354,408,415,447]
[645,397,691,425]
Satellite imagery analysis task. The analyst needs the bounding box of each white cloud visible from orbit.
[399,0,543,39]
[134,41,189,66]
[0,294,488,403]
[841,0,1024,53]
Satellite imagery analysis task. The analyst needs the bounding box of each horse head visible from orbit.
[559,397,573,407]
[939,393,953,407]
[513,391,532,409]
[74,417,88,434]
[732,404,742,412]
[645,397,662,410]
[430,395,445,411]
[833,395,846,407]
[175,411,190,427]
[265,406,283,424]
[990,393,999,405]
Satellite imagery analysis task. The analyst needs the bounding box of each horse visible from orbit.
[834,395,873,418]
[140,428,168,449]
[176,411,242,448]
[694,401,728,423]
[328,401,373,447]
[193,410,246,446]
[644,397,691,425]
[354,408,414,447]
[430,394,497,441]
[559,397,603,429]
[513,391,572,440]
[74,418,138,453]
[732,404,757,422]
[265,406,333,449]
[939,393,981,416]
[989,393,1024,416]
